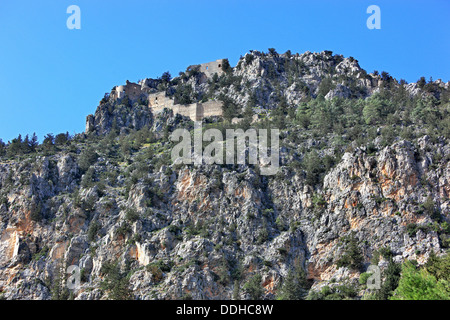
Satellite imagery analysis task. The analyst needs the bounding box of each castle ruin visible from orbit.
[110,80,146,101]
[148,95,223,121]
[198,59,226,78]
[107,60,226,122]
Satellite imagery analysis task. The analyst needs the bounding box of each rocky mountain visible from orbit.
[0,49,449,300]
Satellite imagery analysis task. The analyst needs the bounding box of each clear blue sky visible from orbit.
[0,0,449,143]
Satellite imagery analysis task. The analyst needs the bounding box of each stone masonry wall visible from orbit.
[108,59,226,120]
[148,92,175,112]
[148,92,223,121]
[199,59,226,78]
[200,100,223,118]
[111,80,147,101]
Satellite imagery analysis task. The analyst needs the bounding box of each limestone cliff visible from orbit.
[0,49,449,300]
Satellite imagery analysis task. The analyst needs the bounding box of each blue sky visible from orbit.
[0,0,449,143]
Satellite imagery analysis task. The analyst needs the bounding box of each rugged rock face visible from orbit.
[87,100,154,136]
[0,50,449,300]
[0,133,448,300]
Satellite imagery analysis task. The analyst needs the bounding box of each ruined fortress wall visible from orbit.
[200,100,223,117]
[112,84,224,121]
[125,61,226,120]
[122,81,142,99]
[148,91,197,120]
[111,58,228,102]
[110,85,124,99]
[111,81,146,100]
[148,91,223,121]
[175,101,223,121]
[148,92,175,112]
[172,104,198,121]
[199,59,226,78]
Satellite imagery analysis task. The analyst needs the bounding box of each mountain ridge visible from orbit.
[0,49,449,300]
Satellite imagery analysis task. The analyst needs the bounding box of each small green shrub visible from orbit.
[243,274,263,299]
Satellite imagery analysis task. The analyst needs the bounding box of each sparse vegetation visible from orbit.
[0,49,449,301]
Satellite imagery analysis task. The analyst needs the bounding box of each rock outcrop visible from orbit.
[0,49,449,300]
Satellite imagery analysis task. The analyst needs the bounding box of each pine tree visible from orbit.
[161,71,172,83]
[391,260,450,300]
[42,133,55,153]
[243,274,263,299]
[277,263,308,300]
[363,96,382,125]
[55,132,70,146]
[0,139,5,156]
[222,99,237,123]
[232,280,240,300]
[23,135,31,153]
[29,133,39,152]
[100,260,133,300]
[375,258,401,299]
[303,150,324,186]
[7,134,23,157]
[417,76,426,89]
[221,59,232,73]
[51,262,70,300]
[78,146,98,173]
